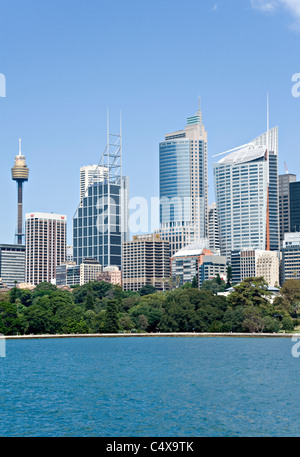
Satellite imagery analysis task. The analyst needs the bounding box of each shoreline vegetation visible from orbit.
[1,276,300,337]
[3,331,299,339]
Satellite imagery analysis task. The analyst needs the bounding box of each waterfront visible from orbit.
[0,336,299,437]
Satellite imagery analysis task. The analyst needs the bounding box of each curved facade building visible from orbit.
[213,127,279,261]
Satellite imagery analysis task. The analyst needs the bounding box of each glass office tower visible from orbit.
[158,103,208,256]
[73,181,122,268]
[213,127,279,261]
[73,123,129,269]
[279,173,297,246]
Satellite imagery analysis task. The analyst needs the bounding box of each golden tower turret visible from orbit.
[11,139,29,244]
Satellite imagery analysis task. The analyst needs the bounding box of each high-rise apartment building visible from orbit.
[208,203,220,254]
[0,244,25,288]
[25,212,67,285]
[278,173,296,246]
[122,234,170,292]
[213,127,279,261]
[158,103,208,256]
[290,181,300,233]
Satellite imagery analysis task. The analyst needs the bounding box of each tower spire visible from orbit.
[11,139,29,244]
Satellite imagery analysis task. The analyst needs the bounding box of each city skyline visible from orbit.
[0,0,300,245]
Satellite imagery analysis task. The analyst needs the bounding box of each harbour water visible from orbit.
[0,336,299,437]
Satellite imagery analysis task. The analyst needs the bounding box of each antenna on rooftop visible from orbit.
[284,162,289,174]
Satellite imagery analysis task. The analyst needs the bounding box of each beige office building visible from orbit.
[122,234,170,292]
[79,258,102,286]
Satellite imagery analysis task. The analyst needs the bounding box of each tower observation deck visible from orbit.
[11,139,29,244]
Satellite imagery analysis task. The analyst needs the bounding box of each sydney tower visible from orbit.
[11,139,29,245]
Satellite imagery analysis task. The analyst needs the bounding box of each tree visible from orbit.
[103,300,119,333]
[24,304,55,334]
[32,282,57,299]
[137,314,149,331]
[274,279,300,317]
[191,276,198,289]
[201,277,226,294]
[119,314,135,332]
[242,306,265,333]
[227,277,271,309]
[138,284,156,296]
[84,289,95,311]
[281,315,294,331]
[226,265,232,288]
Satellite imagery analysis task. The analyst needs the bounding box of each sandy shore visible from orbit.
[2,332,299,339]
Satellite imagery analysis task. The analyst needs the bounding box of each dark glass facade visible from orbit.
[159,139,191,224]
[73,181,122,268]
[290,181,300,232]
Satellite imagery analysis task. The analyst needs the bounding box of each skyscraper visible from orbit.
[80,165,108,201]
[278,172,296,246]
[213,127,279,261]
[208,203,220,254]
[73,119,129,268]
[11,139,29,245]
[290,181,300,233]
[158,102,208,256]
[25,212,67,285]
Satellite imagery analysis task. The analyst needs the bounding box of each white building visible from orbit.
[208,203,220,254]
[25,212,67,285]
[213,127,279,261]
[80,165,108,201]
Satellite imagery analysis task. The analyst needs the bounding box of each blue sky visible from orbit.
[0,0,299,244]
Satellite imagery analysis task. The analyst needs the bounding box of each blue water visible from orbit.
[0,336,299,437]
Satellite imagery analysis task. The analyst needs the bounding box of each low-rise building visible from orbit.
[282,232,300,283]
[79,258,102,286]
[171,244,227,287]
[0,244,25,289]
[231,249,280,287]
[97,266,121,286]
